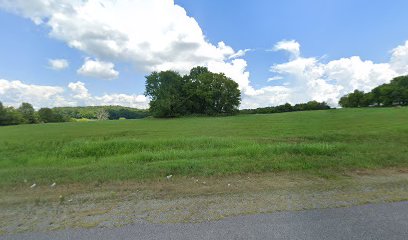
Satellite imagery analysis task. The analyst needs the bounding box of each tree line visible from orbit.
[0,102,67,126]
[53,106,149,120]
[240,101,330,114]
[0,103,148,126]
[145,66,241,117]
[11,68,406,126]
[339,75,408,107]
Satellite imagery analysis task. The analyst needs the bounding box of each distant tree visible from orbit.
[96,109,110,120]
[240,101,330,115]
[38,108,54,123]
[340,75,408,108]
[38,107,68,123]
[0,102,24,126]
[339,90,366,108]
[18,102,38,124]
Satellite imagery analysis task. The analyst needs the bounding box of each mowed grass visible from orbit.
[1,107,408,187]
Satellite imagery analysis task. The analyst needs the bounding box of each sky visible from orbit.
[0,0,408,109]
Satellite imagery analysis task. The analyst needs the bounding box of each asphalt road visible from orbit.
[3,201,408,240]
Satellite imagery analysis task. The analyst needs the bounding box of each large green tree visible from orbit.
[144,67,241,117]
[145,70,188,117]
[185,67,241,115]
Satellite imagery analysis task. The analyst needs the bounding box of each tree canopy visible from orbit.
[0,102,148,126]
[240,101,330,114]
[339,75,408,108]
[145,66,241,117]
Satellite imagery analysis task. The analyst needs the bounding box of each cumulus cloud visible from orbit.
[0,79,66,108]
[67,81,148,108]
[0,0,249,74]
[1,1,408,109]
[0,0,256,105]
[242,40,408,108]
[390,40,408,74]
[48,58,69,70]
[68,81,90,99]
[77,58,119,80]
[0,79,149,109]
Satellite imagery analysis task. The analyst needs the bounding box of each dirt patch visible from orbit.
[1,169,408,234]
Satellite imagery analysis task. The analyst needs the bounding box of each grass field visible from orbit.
[1,107,408,188]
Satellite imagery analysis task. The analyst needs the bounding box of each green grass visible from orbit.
[1,107,408,187]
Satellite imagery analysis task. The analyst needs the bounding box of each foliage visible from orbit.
[18,102,38,124]
[145,66,241,117]
[38,108,69,123]
[240,101,330,114]
[145,70,188,117]
[0,102,148,126]
[339,75,408,107]
[0,102,23,126]
[53,106,149,120]
[0,107,407,186]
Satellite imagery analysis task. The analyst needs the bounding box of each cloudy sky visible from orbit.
[0,0,408,109]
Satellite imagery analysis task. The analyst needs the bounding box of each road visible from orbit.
[3,201,408,240]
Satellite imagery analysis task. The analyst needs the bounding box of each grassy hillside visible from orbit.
[0,107,407,187]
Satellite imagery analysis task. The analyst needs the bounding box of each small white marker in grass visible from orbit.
[30,183,36,188]
[228,183,231,187]
[51,182,56,187]
[166,175,173,180]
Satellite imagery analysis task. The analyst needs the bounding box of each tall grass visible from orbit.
[0,107,407,186]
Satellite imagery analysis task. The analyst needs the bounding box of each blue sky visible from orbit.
[0,0,408,109]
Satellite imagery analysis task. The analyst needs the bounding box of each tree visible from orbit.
[339,75,408,108]
[145,71,188,117]
[0,102,24,126]
[17,102,38,124]
[339,90,366,108]
[37,107,68,123]
[38,108,54,123]
[144,67,241,117]
[186,69,241,115]
[96,109,110,120]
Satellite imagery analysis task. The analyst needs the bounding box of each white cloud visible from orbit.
[1,1,408,109]
[0,0,254,106]
[390,40,408,74]
[273,40,301,59]
[48,58,69,70]
[0,79,66,108]
[0,78,149,109]
[229,49,251,59]
[267,76,283,82]
[68,81,90,99]
[253,40,408,107]
[77,58,119,80]
[94,94,148,108]
[0,0,248,75]
[67,81,148,108]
